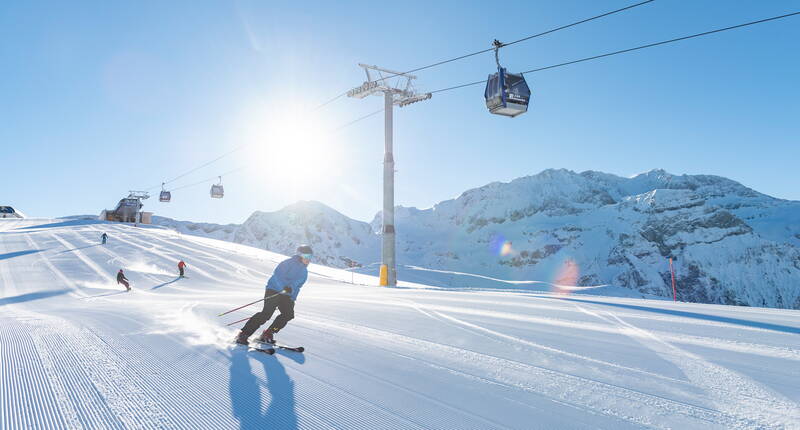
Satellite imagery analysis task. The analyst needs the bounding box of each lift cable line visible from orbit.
[145,144,248,192]
[320,0,656,100]
[141,107,382,194]
[430,10,800,95]
[169,166,250,193]
[168,107,386,193]
[333,108,385,132]
[315,92,348,110]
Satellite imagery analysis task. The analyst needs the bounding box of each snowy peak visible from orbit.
[236,201,378,268]
[153,201,378,268]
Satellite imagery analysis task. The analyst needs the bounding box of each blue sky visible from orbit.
[2,0,798,224]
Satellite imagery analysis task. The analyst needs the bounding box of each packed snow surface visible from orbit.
[1,218,799,429]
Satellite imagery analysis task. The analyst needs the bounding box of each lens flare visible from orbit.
[489,234,514,256]
[550,258,580,295]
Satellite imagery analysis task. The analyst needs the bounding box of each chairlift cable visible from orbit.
[430,11,800,95]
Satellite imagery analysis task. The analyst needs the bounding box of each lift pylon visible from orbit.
[347,64,431,286]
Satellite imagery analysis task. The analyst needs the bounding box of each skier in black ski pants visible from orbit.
[236,245,312,345]
[117,269,130,291]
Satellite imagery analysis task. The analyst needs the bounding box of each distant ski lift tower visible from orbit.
[347,64,432,286]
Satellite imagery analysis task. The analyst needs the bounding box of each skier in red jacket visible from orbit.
[178,260,187,277]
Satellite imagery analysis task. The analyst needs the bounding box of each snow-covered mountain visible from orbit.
[153,201,378,269]
[384,169,800,309]
[153,169,800,309]
[232,201,378,268]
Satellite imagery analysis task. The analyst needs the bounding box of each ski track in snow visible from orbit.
[598,309,800,428]
[317,296,800,362]
[403,292,795,336]
[126,227,271,281]
[1,219,799,429]
[102,228,231,284]
[21,233,88,299]
[298,314,762,429]
[49,232,117,285]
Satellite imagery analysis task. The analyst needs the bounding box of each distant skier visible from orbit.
[101,232,108,244]
[117,269,131,291]
[236,245,313,345]
[178,260,187,277]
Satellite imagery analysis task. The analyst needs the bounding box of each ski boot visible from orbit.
[257,328,276,344]
[235,331,250,346]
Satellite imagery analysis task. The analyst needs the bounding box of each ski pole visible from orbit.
[226,316,251,327]
[217,291,286,317]
[217,298,264,317]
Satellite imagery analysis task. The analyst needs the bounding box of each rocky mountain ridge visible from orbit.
[153,169,800,309]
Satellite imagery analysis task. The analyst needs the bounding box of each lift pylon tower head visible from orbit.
[347,64,431,287]
[347,64,432,106]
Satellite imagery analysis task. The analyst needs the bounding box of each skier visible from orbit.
[116,269,131,291]
[236,245,313,345]
[178,260,187,277]
[101,232,108,244]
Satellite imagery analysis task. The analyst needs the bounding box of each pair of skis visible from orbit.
[249,340,304,355]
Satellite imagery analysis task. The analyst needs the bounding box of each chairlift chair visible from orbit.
[484,39,531,118]
[159,183,171,202]
[210,176,224,198]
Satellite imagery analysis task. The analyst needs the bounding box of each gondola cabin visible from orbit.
[210,184,224,198]
[159,191,171,202]
[484,68,530,118]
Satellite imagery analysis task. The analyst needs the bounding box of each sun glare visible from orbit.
[237,105,341,195]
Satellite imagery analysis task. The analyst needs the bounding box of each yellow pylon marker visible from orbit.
[379,264,389,286]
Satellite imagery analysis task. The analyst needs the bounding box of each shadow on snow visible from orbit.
[57,244,100,254]
[229,347,304,429]
[0,289,71,306]
[0,249,44,261]
[80,291,128,299]
[150,277,182,290]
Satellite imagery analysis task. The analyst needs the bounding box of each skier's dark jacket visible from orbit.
[117,271,127,283]
[266,255,308,301]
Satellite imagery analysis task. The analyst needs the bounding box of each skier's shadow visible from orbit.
[150,277,181,290]
[229,347,303,429]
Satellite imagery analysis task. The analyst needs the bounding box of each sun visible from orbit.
[237,104,341,195]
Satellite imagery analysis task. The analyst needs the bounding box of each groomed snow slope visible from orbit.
[1,218,799,430]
